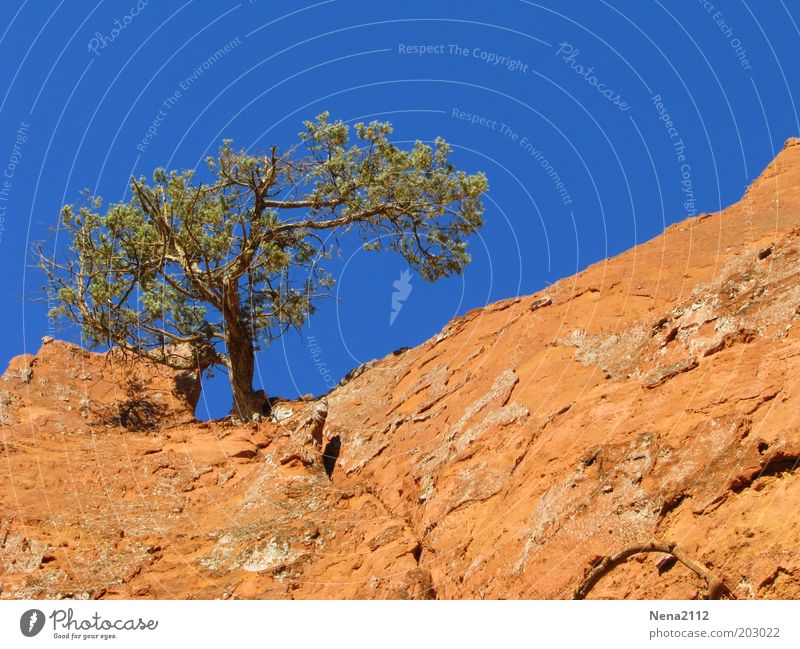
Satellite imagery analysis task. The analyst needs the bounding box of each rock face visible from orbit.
[2,139,800,599]
[1,339,200,432]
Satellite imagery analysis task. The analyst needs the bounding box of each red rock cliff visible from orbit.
[2,139,800,599]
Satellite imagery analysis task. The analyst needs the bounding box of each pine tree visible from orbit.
[39,114,488,419]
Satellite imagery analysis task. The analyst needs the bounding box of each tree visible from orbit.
[39,114,488,419]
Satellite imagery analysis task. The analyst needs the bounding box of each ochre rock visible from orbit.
[2,139,800,599]
[1,339,200,432]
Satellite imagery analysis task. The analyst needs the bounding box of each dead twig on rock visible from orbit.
[573,541,733,600]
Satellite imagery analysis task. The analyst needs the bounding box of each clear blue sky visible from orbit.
[1,0,798,419]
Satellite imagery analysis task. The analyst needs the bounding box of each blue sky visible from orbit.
[1,0,798,418]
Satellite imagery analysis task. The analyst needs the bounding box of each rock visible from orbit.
[219,434,258,460]
[270,405,294,422]
[4,142,800,599]
[0,340,200,430]
[339,362,373,385]
[216,469,236,485]
[642,358,699,389]
[530,295,552,311]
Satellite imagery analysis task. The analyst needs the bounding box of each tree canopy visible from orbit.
[39,113,488,418]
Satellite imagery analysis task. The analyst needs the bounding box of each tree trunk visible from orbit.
[226,338,261,419]
[223,287,266,420]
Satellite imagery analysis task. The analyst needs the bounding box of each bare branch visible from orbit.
[572,541,733,600]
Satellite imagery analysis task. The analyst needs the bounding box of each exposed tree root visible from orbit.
[573,541,733,600]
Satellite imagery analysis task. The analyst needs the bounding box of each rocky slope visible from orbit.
[2,139,800,600]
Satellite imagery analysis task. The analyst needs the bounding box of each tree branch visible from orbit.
[572,541,733,600]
